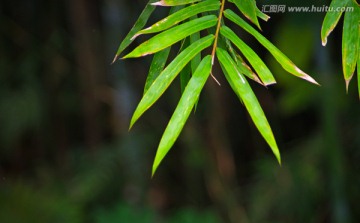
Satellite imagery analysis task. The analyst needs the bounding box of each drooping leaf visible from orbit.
[228,0,269,21]
[342,1,360,90]
[152,0,201,7]
[134,0,220,38]
[223,36,263,84]
[152,56,212,176]
[144,48,171,94]
[236,56,262,85]
[123,15,217,58]
[321,0,351,46]
[190,20,202,74]
[144,6,182,94]
[220,26,276,85]
[256,7,270,21]
[179,38,192,93]
[233,0,261,29]
[224,9,319,85]
[112,0,157,62]
[130,35,214,128]
[216,47,281,164]
[189,18,202,110]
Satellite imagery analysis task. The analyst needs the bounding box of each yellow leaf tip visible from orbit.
[322,38,327,46]
[345,79,351,93]
[111,55,120,64]
[151,1,166,6]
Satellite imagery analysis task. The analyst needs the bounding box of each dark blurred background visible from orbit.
[0,0,359,222]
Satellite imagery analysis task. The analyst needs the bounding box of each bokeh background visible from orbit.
[1,0,359,222]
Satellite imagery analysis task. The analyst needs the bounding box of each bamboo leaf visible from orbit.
[321,0,351,46]
[123,15,217,58]
[224,9,319,85]
[256,7,270,21]
[112,0,157,62]
[358,50,360,99]
[221,26,276,85]
[342,2,360,91]
[130,35,214,128]
[233,0,261,29]
[152,0,201,7]
[144,48,171,94]
[190,18,202,110]
[134,0,220,38]
[223,36,263,84]
[216,47,281,164]
[190,22,202,74]
[152,56,212,176]
[144,6,182,94]
[180,38,192,93]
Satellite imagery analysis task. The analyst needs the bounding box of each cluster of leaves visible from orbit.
[321,0,360,96]
[114,0,320,176]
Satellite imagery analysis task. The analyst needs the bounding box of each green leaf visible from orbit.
[190,22,202,74]
[321,0,351,46]
[189,17,202,110]
[358,51,360,99]
[123,15,217,58]
[233,0,261,29]
[223,36,263,84]
[152,0,201,7]
[220,26,276,85]
[112,0,157,62]
[358,33,360,99]
[134,0,220,38]
[180,38,192,93]
[224,9,319,85]
[152,56,212,176]
[144,48,171,94]
[144,6,182,94]
[342,2,360,90]
[256,7,270,22]
[130,35,214,128]
[216,47,281,164]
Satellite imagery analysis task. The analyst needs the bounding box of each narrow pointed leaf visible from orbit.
[152,0,201,7]
[134,0,220,38]
[130,35,214,128]
[152,56,212,176]
[216,47,281,164]
[256,7,270,21]
[113,0,156,62]
[321,0,351,46]
[223,36,263,84]
[190,22,202,74]
[236,56,263,85]
[144,6,182,94]
[342,2,360,90]
[227,0,269,21]
[224,9,319,85]
[180,38,192,93]
[233,0,261,29]
[144,47,171,94]
[221,26,276,85]
[180,63,192,93]
[124,15,217,58]
[189,21,202,110]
